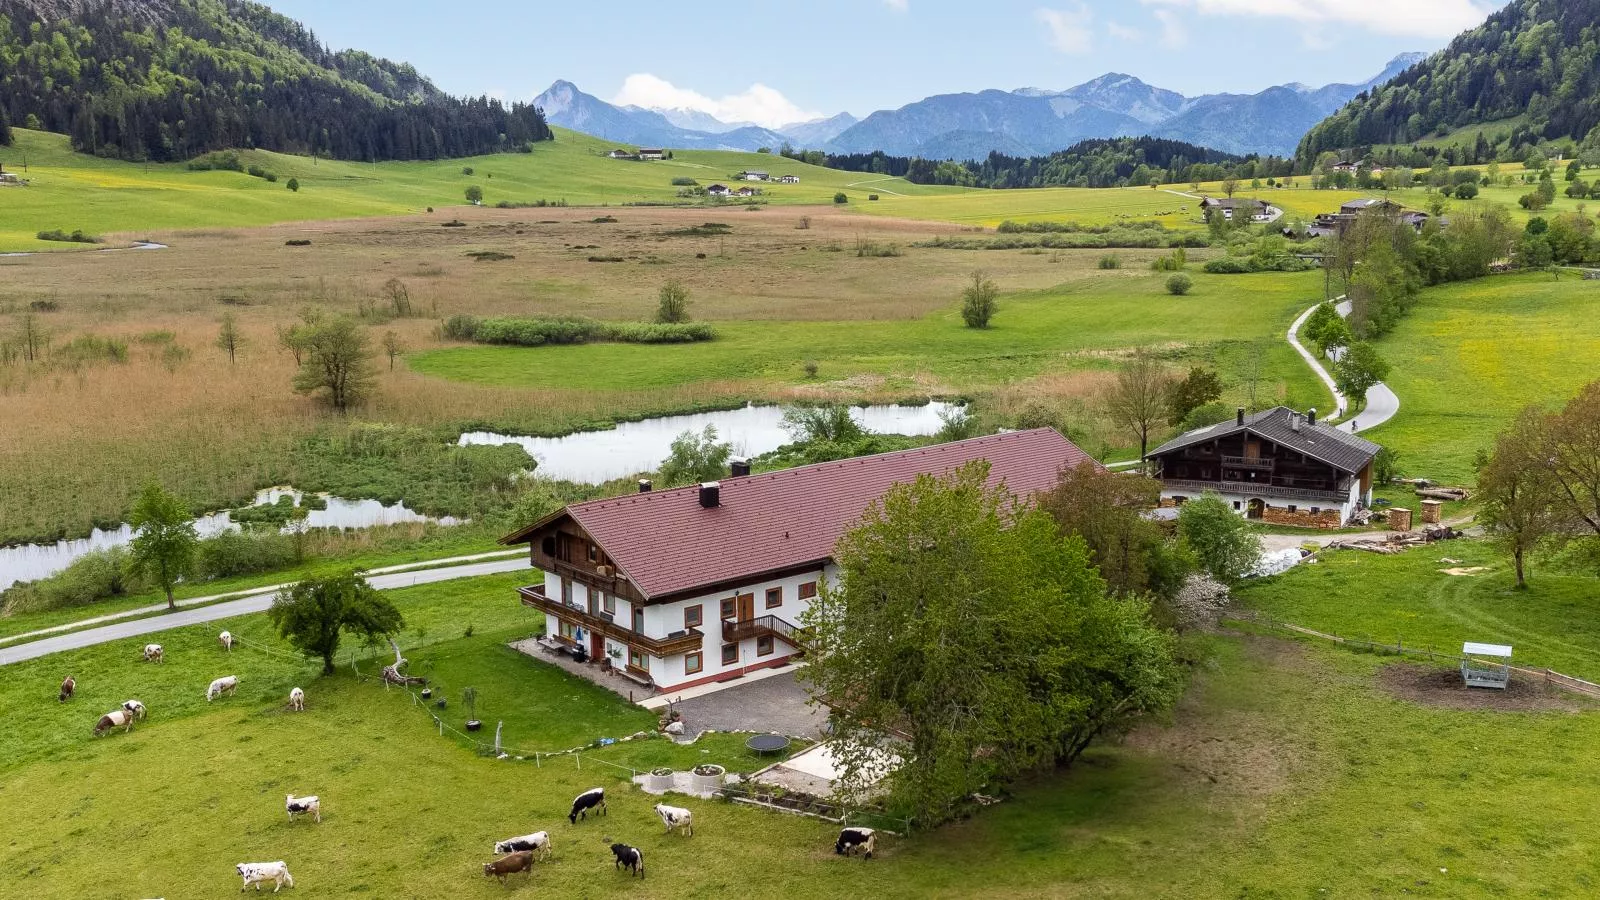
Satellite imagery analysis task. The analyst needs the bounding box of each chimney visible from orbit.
[1289,412,1303,433]
[637,479,653,493]
[698,482,721,509]
[730,457,751,478]
[1307,408,1318,426]
[1236,407,1245,426]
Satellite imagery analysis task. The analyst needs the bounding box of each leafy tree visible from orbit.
[128,483,199,610]
[381,330,403,371]
[1333,342,1390,403]
[802,462,1181,825]
[268,572,405,674]
[1311,314,1353,358]
[1165,273,1193,295]
[1105,349,1176,461]
[1516,233,1555,268]
[290,315,377,411]
[658,426,733,487]
[655,280,691,323]
[1566,178,1590,199]
[1477,408,1564,587]
[215,313,242,362]
[1221,177,1240,198]
[465,185,483,204]
[960,270,999,328]
[1177,494,1259,585]
[1538,379,1600,537]
[0,106,11,146]
[781,405,867,445]
[1566,160,1582,181]
[1302,301,1342,350]
[1039,462,1191,600]
[1167,367,1223,424]
[286,177,299,192]
[833,192,848,204]
[1454,181,1479,200]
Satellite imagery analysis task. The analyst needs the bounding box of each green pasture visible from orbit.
[0,128,949,251]
[1237,539,1600,682]
[6,566,1600,896]
[410,269,1330,411]
[1360,273,1600,484]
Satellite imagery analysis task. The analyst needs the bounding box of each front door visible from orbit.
[1247,499,1265,520]
[590,631,604,663]
[736,592,755,623]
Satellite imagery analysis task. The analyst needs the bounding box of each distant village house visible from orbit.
[777,174,800,184]
[1200,197,1270,222]
[739,170,769,182]
[638,148,666,160]
[706,183,731,197]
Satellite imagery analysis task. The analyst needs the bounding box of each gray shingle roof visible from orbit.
[1147,407,1380,474]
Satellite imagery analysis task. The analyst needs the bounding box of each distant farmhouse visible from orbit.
[736,186,760,197]
[1200,197,1271,222]
[739,170,769,182]
[1304,198,1432,238]
[607,148,636,159]
[639,148,666,160]
[706,183,731,197]
[1146,406,1380,529]
[777,174,800,184]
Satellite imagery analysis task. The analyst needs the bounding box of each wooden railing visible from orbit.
[1160,478,1349,504]
[519,585,704,656]
[723,614,810,650]
[1222,455,1274,470]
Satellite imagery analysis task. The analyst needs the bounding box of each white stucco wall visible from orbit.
[1160,488,1357,524]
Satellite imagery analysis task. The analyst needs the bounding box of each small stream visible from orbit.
[0,240,168,259]
[0,487,455,592]
[458,401,961,484]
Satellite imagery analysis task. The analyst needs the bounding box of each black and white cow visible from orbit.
[568,787,606,824]
[835,827,876,859]
[122,699,147,721]
[288,687,305,712]
[143,644,164,663]
[610,843,644,878]
[235,861,293,892]
[492,831,551,860]
[654,803,693,836]
[285,794,320,824]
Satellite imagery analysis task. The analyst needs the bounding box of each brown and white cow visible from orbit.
[288,687,305,712]
[482,850,534,883]
[207,675,239,702]
[122,699,147,721]
[94,709,134,737]
[143,644,164,663]
[59,675,75,703]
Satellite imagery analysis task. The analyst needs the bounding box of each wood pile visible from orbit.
[1327,525,1463,555]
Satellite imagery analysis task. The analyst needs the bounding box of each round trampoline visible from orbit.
[746,733,791,756]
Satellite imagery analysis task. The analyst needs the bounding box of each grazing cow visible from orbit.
[492,831,551,859]
[207,675,239,702]
[93,709,134,737]
[288,687,305,712]
[567,787,606,824]
[59,675,75,703]
[285,795,320,824]
[143,644,164,663]
[835,827,877,859]
[610,843,644,878]
[219,630,234,652]
[122,699,147,721]
[654,803,694,837]
[481,850,534,883]
[235,861,293,892]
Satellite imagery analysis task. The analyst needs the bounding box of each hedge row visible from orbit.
[442,315,716,346]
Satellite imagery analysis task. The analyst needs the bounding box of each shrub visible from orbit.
[1202,257,1252,274]
[868,194,880,201]
[803,359,819,378]
[1178,494,1260,585]
[0,547,142,614]
[833,192,848,204]
[440,314,482,341]
[186,150,243,172]
[286,177,299,192]
[285,239,311,246]
[465,185,483,204]
[1097,254,1122,270]
[1166,273,1194,295]
[960,271,998,328]
[36,229,101,244]
[462,167,475,176]
[465,316,715,347]
[1455,181,1480,200]
[441,219,466,227]
[670,177,699,186]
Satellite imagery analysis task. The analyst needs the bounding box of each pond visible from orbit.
[0,487,456,592]
[458,401,961,484]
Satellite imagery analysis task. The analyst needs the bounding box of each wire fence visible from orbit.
[1225,611,1600,699]
[717,784,912,835]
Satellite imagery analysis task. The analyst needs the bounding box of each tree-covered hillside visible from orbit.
[1299,0,1600,160]
[795,137,1290,189]
[0,0,551,162]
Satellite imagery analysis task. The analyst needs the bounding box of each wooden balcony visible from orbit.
[1160,478,1349,504]
[519,585,704,656]
[722,614,811,650]
[1222,455,1274,470]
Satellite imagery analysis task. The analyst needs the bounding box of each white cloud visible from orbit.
[1153,9,1188,48]
[882,0,908,11]
[1107,21,1143,41]
[1138,0,1494,39]
[611,74,822,129]
[1037,5,1094,55]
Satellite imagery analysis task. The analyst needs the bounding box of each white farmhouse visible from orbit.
[502,429,1096,693]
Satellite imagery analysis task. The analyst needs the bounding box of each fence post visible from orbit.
[576,753,581,772]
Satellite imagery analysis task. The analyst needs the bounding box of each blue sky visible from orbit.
[266,0,1503,127]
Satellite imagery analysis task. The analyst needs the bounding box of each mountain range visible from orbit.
[536,54,1425,161]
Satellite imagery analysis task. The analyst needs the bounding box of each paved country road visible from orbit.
[1287,299,1399,433]
[0,557,530,666]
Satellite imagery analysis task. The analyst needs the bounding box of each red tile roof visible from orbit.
[514,428,1095,601]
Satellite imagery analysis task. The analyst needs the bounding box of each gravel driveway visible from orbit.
[669,669,826,739]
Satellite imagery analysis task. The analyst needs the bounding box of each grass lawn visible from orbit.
[1360,273,1600,485]
[0,128,953,252]
[1235,538,1600,682]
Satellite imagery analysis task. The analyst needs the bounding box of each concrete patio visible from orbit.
[508,638,658,704]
